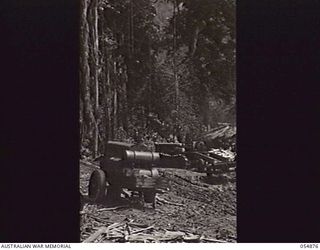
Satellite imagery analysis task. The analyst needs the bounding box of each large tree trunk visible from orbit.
[98,9,111,152]
[80,0,101,158]
[105,63,112,141]
[87,0,100,157]
[113,87,118,138]
[80,0,96,154]
[93,0,100,157]
[173,0,179,112]
[119,34,128,131]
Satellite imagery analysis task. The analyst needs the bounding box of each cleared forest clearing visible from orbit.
[80,161,236,243]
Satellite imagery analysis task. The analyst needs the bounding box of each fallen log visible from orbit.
[83,221,128,243]
[126,230,187,243]
[86,215,109,225]
[207,152,229,162]
[80,160,99,169]
[128,222,150,228]
[130,225,154,235]
[97,206,128,212]
[173,174,210,189]
[109,227,124,235]
[126,234,157,243]
[164,231,185,237]
[183,234,201,242]
[156,196,185,207]
[83,226,107,243]
[200,237,228,243]
[158,235,183,242]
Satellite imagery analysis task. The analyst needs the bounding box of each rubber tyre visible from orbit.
[88,169,106,203]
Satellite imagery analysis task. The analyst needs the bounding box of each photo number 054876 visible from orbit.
[300,244,319,249]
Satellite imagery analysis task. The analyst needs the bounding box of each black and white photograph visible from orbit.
[2,0,320,245]
[79,0,236,243]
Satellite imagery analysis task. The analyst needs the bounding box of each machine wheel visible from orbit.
[88,169,106,203]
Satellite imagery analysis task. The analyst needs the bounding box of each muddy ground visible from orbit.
[80,162,236,243]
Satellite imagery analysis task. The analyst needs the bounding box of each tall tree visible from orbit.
[80,0,236,158]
